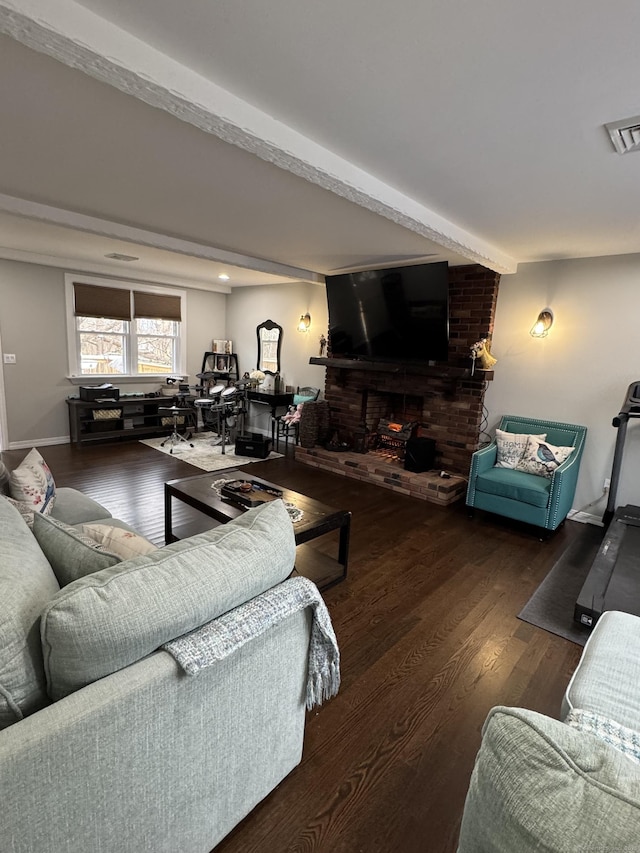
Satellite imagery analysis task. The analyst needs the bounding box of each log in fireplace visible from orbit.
[373,418,417,460]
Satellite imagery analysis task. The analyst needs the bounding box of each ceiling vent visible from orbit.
[104,252,139,261]
[605,115,640,154]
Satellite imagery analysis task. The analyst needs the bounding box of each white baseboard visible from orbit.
[567,509,604,527]
[7,436,70,450]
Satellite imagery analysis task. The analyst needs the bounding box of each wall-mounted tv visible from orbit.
[324,261,449,364]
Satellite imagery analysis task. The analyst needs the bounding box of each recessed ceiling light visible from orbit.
[104,252,139,262]
[218,273,230,281]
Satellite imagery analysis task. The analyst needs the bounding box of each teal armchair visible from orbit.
[466,415,587,535]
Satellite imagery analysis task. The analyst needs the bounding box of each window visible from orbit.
[65,276,186,379]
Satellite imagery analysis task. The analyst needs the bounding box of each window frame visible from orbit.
[65,274,187,383]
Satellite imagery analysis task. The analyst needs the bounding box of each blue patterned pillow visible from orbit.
[515,435,574,479]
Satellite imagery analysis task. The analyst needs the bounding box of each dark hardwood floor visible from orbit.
[4,441,584,852]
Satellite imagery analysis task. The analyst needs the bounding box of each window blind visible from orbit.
[133,291,181,322]
[73,283,131,320]
[73,283,182,322]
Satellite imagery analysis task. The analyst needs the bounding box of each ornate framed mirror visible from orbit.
[256,319,282,375]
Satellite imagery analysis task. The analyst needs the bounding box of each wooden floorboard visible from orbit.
[3,440,585,853]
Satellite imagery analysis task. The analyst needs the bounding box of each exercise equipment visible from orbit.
[574,380,640,628]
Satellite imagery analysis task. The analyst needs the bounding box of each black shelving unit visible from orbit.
[66,396,194,446]
[200,352,239,385]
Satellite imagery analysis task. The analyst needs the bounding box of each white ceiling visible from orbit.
[1,0,640,288]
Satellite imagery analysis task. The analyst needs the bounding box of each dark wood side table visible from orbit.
[246,389,294,443]
[164,469,350,590]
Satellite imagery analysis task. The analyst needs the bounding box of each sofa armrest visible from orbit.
[458,705,640,852]
[0,607,312,853]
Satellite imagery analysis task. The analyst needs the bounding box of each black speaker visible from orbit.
[404,437,436,473]
[234,433,272,459]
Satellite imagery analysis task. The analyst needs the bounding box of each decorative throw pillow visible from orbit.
[81,523,158,560]
[495,429,547,469]
[293,392,317,406]
[565,709,640,765]
[41,499,297,700]
[31,513,120,587]
[515,435,575,479]
[9,448,56,515]
[0,497,60,730]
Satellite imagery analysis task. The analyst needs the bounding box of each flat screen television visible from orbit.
[324,261,449,364]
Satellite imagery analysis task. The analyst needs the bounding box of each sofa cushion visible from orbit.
[495,429,547,469]
[41,498,296,700]
[49,487,112,526]
[515,435,575,479]
[457,706,640,853]
[32,513,121,587]
[475,467,551,508]
[0,497,60,729]
[9,448,56,516]
[562,609,640,731]
[81,523,157,560]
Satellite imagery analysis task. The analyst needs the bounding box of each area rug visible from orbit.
[140,432,282,472]
[518,524,606,646]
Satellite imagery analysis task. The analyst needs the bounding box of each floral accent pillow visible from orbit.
[495,429,547,469]
[3,495,41,527]
[8,448,56,515]
[515,435,575,479]
[81,523,158,560]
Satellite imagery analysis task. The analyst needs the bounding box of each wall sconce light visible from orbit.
[530,308,554,338]
[297,312,311,333]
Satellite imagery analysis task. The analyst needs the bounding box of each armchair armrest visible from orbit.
[546,448,583,529]
[466,442,497,505]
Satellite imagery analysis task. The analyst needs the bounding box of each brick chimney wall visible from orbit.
[321,264,501,475]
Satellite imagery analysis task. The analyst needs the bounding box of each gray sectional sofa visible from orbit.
[458,610,640,851]
[0,476,332,852]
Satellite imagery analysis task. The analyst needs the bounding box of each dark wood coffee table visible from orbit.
[164,469,350,590]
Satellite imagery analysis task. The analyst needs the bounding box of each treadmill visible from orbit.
[574,381,640,628]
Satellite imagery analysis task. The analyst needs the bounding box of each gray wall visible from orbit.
[226,281,328,435]
[0,259,226,447]
[486,253,640,513]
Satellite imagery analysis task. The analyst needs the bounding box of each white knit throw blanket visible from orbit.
[162,576,340,710]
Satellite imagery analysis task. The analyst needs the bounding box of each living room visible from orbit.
[3,2,640,851]
[2,253,639,517]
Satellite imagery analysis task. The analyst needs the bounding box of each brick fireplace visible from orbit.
[294,264,501,505]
